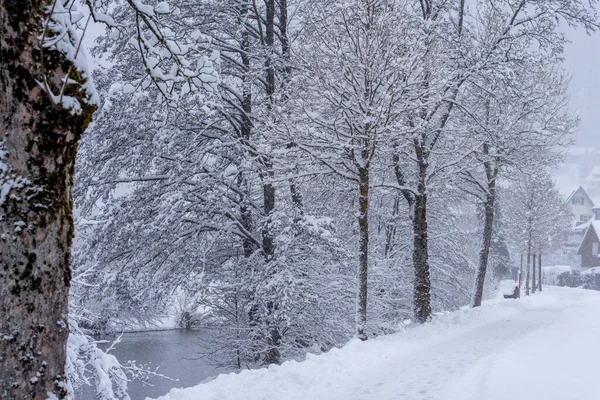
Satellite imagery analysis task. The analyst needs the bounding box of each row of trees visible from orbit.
[507,173,573,295]
[1,0,595,398]
[73,0,591,372]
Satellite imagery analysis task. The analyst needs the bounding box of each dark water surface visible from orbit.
[75,329,226,400]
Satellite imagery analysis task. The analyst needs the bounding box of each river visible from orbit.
[74,329,227,400]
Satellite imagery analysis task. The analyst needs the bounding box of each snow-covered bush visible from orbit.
[65,319,129,400]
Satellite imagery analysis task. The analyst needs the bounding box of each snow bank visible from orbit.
[542,264,573,285]
[150,284,600,400]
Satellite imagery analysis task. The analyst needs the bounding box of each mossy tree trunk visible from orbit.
[0,1,96,398]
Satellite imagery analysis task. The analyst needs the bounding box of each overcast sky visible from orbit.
[564,26,600,147]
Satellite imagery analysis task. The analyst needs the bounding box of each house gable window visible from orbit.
[573,196,584,205]
[593,242,599,256]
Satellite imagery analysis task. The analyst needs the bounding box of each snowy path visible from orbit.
[151,285,600,400]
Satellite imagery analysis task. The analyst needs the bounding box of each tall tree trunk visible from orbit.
[471,151,497,308]
[357,166,370,340]
[532,253,537,294]
[413,160,432,323]
[519,253,523,295]
[518,253,523,297]
[261,0,280,365]
[472,191,495,307]
[239,0,256,259]
[1,1,96,397]
[262,0,276,263]
[262,167,280,365]
[538,252,542,292]
[278,0,303,216]
[525,237,531,296]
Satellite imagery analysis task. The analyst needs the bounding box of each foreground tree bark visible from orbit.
[0,1,96,398]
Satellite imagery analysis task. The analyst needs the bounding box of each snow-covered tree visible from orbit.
[291,0,417,340]
[1,2,97,397]
[505,171,573,296]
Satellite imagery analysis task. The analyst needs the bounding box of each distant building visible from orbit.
[577,221,600,268]
[565,186,599,261]
[555,147,600,266]
[566,186,595,225]
[594,204,600,221]
[583,166,600,198]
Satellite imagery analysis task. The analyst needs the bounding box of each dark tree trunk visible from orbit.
[264,0,276,105]
[262,0,276,263]
[262,177,276,262]
[384,195,400,258]
[278,0,303,217]
[279,0,291,79]
[471,152,497,308]
[357,166,370,340]
[538,252,542,292]
[238,0,256,259]
[239,175,256,258]
[261,0,280,365]
[413,162,431,323]
[532,253,537,294]
[290,183,303,215]
[390,150,414,260]
[0,1,96,397]
[525,238,531,296]
[262,169,279,365]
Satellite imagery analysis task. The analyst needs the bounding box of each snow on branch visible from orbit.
[86,0,220,106]
[38,0,99,113]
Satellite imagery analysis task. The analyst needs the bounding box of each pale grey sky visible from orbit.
[564,27,600,147]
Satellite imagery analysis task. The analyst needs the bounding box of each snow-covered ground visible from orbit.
[150,282,600,400]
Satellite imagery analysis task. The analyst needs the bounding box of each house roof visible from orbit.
[566,186,595,207]
[574,218,593,232]
[584,166,600,183]
[577,220,600,255]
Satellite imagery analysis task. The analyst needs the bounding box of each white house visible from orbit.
[566,186,596,225]
[565,186,596,254]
